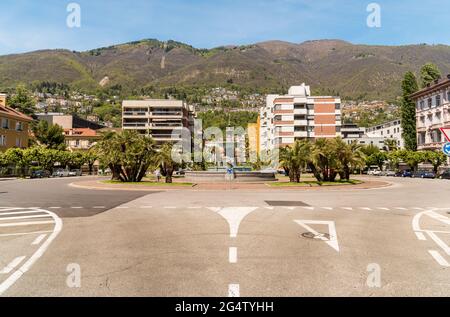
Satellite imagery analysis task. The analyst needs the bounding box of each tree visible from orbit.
[311,139,338,182]
[83,150,98,175]
[96,130,155,182]
[334,138,366,180]
[404,151,426,172]
[156,143,179,183]
[420,63,441,88]
[67,151,86,170]
[4,148,30,177]
[279,141,311,183]
[384,139,398,152]
[366,152,388,171]
[8,84,36,116]
[400,72,419,151]
[32,120,66,150]
[424,151,447,174]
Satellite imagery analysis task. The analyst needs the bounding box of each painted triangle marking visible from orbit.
[212,207,259,238]
[294,220,340,252]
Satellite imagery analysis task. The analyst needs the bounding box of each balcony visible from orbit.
[123,122,148,129]
[123,111,148,117]
[294,120,308,126]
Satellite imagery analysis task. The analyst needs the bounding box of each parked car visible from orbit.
[372,170,383,176]
[385,170,396,177]
[52,169,70,177]
[396,170,413,177]
[439,170,450,180]
[413,170,436,179]
[69,169,82,177]
[30,170,51,179]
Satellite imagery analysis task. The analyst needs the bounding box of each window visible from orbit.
[0,135,6,146]
[335,103,341,110]
[16,122,23,131]
[420,101,425,110]
[15,137,22,148]
[436,95,441,107]
[428,98,432,108]
[1,118,9,129]
[294,104,305,109]
[447,90,450,101]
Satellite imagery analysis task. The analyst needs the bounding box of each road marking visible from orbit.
[31,234,47,245]
[187,206,201,209]
[229,247,237,263]
[0,208,62,295]
[228,284,240,297]
[0,208,23,212]
[0,230,53,238]
[0,210,46,216]
[428,250,450,267]
[116,206,130,209]
[426,211,450,226]
[93,206,106,209]
[342,207,353,211]
[209,207,258,238]
[264,207,274,210]
[396,207,407,210]
[283,207,296,211]
[377,207,390,211]
[413,207,424,210]
[164,207,177,209]
[294,220,340,252]
[415,232,427,241]
[321,207,333,210]
[71,207,82,209]
[0,220,55,228]
[360,207,372,211]
[140,206,153,209]
[302,207,315,211]
[0,214,52,221]
[0,256,26,274]
[426,231,450,255]
[49,207,61,209]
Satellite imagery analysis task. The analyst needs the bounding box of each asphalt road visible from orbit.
[1,176,450,297]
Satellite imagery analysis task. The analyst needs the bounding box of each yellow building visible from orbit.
[248,116,260,155]
[0,93,33,151]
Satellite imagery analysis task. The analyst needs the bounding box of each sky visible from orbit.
[1,0,450,55]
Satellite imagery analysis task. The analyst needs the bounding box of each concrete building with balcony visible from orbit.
[64,128,101,151]
[259,84,341,151]
[366,119,404,148]
[122,99,195,145]
[411,75,450,151]
[0,93,33,151]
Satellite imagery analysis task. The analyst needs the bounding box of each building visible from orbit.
[122,99,195,145]
[0,93,33,151]
[341,123,389,149]
[411,75,450,151]
[366,120,404,148]
[247,117,260,155]
[37,113,105,130]
[64,128,101,151]
[341,123,366,139]
[259,84,342,151]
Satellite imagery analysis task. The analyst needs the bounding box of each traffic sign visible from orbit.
[443,143,450,156]
[440,128,450,142]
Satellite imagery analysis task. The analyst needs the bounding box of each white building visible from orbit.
[366,119,404,148]
[259,84,342,151]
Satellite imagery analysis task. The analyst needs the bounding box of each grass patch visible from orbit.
[102,180,194,187]
[268,179,363,187]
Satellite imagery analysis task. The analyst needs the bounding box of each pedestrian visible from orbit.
[155,170,161,183]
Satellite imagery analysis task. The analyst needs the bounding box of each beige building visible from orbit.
[411,75,450,151]
[0,93,33,151]
[122,99,195,144]
[64,128,101,151]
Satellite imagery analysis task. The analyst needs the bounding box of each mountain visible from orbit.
[1,39,450,100]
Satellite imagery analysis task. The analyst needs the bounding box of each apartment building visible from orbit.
[411,75,450,151]
[366,120,404,148]
[122,99,195,144]
[0,93,33,151]
[37,113,105,130]
[259,84,341,151]
[64,128,101,151]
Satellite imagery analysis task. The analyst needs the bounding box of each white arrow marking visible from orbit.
[294,220,340,252]
[209,207,258,238]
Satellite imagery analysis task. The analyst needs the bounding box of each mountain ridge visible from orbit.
[1,39,450,100]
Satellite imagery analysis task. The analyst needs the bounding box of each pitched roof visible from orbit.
[0,105,33,122]
[64,128,98,137]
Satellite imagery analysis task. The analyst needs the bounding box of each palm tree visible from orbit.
[333,138,366,180]
[279,140,311,183]
[384,139,398,152]
[311,138,338,181]
[156,143,179,183]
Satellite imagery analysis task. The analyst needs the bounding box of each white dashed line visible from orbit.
[428,250,450,267]
[321,207,333,210]
[70,207,82,209]
[49,207,61,209]
[228,284,240,297]
[283,207,296,210]
[342,207,353,211]
[140,206,153,209]
[164,207,177,209]
[360,207,372,211]
[31,234,47,245]
[302,207,315,211]
[0,214,52,221]
[187,206,201,209]
[0,256,26,274]
[377,207,390,211]
[93,206,106,209]
[396,207,407,210]
[229,247,237,264]
[0,210,45,216]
